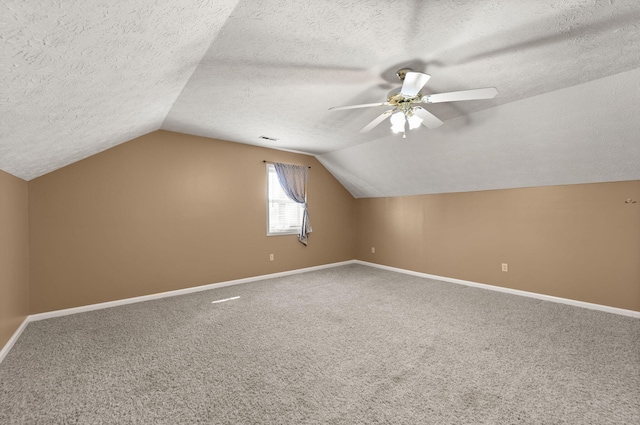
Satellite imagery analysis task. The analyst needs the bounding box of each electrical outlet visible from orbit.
[269,254,274,261]
[371,247,375,254]
[501,263,508,272]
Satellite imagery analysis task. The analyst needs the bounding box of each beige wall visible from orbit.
[17,129,640,316]
[0,170,30,348]
[355,181,640,312]
[28,131,356,313]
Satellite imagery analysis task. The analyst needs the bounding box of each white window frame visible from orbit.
[266,164,304,236]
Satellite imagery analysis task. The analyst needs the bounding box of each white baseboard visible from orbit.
[28,260,357,322]
[3,258,638,364]
[0,316,29,364]
[354,260,640,319]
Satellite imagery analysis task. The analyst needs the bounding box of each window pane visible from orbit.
[267,164,303,235]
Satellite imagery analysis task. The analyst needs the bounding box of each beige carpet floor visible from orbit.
[1,264,639,424]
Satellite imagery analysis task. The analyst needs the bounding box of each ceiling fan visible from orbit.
[329,68,498,137]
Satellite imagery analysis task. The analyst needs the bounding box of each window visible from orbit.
[267,164,304,235]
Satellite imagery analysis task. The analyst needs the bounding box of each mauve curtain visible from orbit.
[274,162,312,245]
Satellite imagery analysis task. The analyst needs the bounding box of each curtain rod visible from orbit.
[263,160,310,168]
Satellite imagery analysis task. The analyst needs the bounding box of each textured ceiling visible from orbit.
[2,0,640,197]
[1,0,239,179]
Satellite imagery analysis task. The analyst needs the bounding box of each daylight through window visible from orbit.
[267,164,304,235]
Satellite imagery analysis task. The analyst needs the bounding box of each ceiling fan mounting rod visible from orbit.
[396,67,414,81]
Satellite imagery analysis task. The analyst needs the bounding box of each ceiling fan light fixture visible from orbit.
[390,111,406,134]
[407,111,423,129]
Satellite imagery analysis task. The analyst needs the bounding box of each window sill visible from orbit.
[267,231,301,237]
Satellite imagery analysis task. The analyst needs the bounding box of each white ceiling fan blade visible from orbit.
[412,107,443,129]
[424,87,498,104]
[329,102,387,111]
[400,72,431,97]
[359,110,394,133]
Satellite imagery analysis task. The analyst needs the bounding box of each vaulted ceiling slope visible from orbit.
[2,0,639,197]
[2,0,240,179]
